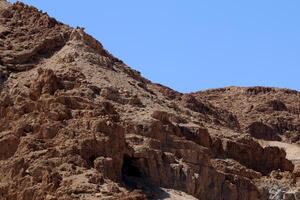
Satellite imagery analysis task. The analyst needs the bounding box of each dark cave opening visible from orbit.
[122,154,142,178]
[87,155,96,168]
[121,155,171,199]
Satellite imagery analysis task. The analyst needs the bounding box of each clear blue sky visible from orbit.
[10,0,300,92]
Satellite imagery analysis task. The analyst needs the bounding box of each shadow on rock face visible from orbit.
[246,122,281,141]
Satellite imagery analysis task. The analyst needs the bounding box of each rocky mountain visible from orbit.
[0,1,299,199]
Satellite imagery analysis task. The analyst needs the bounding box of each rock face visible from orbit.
[193,87,300,144]
[0,1,299,200]
[246,122,281,141]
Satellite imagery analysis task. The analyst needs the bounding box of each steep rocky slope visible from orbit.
[0,1,299,200]
[193,87,300,143]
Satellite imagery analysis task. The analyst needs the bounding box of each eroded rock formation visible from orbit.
[0,1,299,200]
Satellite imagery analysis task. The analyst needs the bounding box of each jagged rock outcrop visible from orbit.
[193,87,300,144]
[0,1,299,200]
[246,122,281,141]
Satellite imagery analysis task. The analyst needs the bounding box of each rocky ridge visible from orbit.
[0,1,299,200]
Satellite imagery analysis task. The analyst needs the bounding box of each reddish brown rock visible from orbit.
[0,134,19,160]
[246,121,281,141]
[0,1,298,200]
